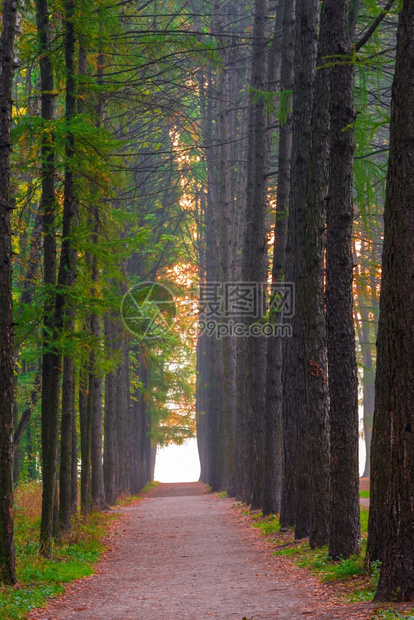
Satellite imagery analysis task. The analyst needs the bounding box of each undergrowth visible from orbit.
[371,611,414,619]
[116,481,158,505]
[245,505,414,619]
[249,507,376,601]
[0,479,152,619]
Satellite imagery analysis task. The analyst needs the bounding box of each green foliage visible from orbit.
[277,89,292,126]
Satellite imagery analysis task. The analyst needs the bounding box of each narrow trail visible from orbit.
[29,483,375,620]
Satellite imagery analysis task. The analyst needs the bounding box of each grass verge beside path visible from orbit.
[226,498,414,620]
[0,480,157,619]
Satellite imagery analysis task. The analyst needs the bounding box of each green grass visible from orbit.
[245,505,414,619]
[141,481,159,493]
[361,506,369,532]
[252,513,281,535]
[359,490,370,498]
[250,507,378,602]
[0,505,116,620]
[371,610,414,619]
[293,543,380,602]
[116,480,159,506]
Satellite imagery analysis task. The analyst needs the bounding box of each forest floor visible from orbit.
[25,481,395,620]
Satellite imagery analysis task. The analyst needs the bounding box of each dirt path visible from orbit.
[29,483,375,620]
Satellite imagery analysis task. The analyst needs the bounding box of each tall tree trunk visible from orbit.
[301,0,336,550]
[281,0,319,534]
[367,301,386,561]
[104,316,118,505]
[211,36,228,491]
[90,53,107,510]
[90,316,107,510]
[216,41,235,492]
[79,365,92,514]
[71,394,78,513]
[36,0,60,558]
[131,350,152,493]
[357,261,375,480]
[0,0,18,584]
[262,0,295,516]
[326,0,360,560]
[237,0,269,508]
[59,356,74,532]
[372,1,414,601]
[117,329,131,494]
[40,0,78,555]
[196,54,222,493]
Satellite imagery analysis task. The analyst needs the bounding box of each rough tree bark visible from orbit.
[130,350,152,494]
[80,363,92,515]
[0,0,18,585]
[90,53,107,510]
[36,0,61,558]
[237,0,269,508]
[117,327,131,494]
[210,4,231,490]
[372,1,414,601]
[71,393,78,514]
[301,0,334,549]
[326,0,360,560]
[103,316,118,505]
[91,314,107,510]
[59,356,74,532]
[196,52,222,492]
[262,0,295,516]
[281,0,319,534]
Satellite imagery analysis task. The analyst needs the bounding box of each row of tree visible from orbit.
[0,0,200,583]
[195,0,414,602]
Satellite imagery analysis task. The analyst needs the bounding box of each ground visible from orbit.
[28,482,376,620]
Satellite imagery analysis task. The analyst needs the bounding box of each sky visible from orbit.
[154,435,366,483]
[154,437,201,482]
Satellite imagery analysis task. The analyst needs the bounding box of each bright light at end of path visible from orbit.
[154,436,366,482]
[154,438,201,483]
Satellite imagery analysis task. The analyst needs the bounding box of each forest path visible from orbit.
[29,483,374,620]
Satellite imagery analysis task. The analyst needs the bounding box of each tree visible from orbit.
[301,0,332,549]
[326,0,360,560]
[236,0,270,508]
[0,0,18,586]
[262,0,295,516]
[281,0,319,535]
[36,0,60,557]
[372,0,414,601]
